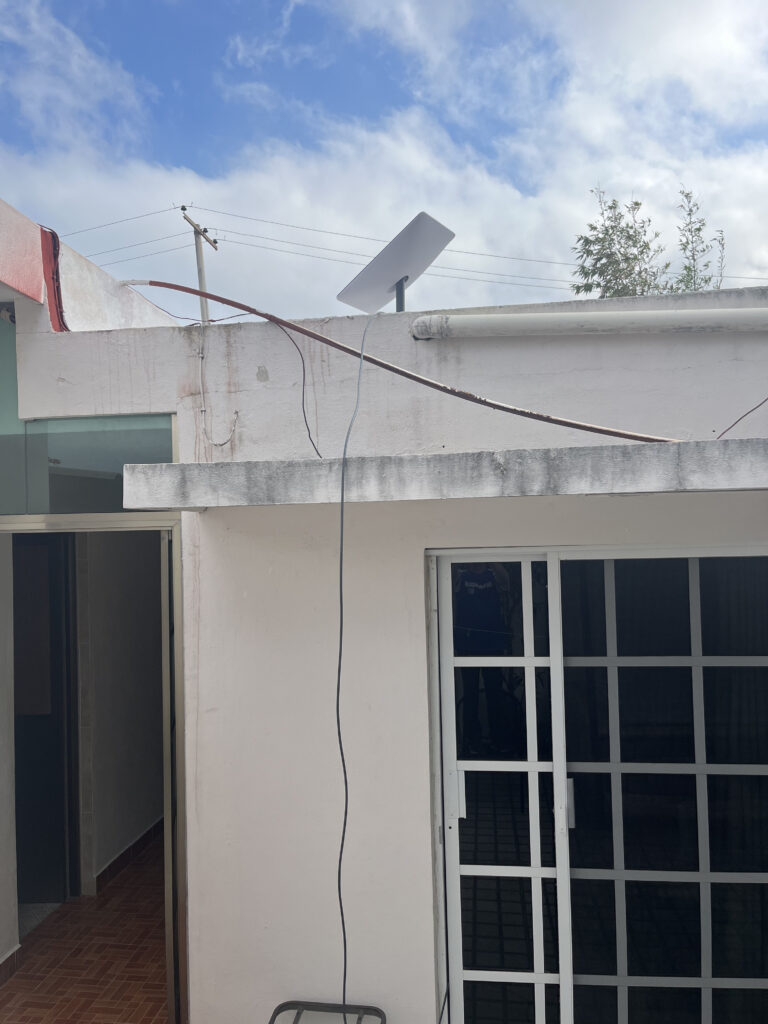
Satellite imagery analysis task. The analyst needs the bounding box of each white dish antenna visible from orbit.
[336,212,455,313]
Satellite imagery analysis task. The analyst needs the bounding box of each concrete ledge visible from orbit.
[124,438,768,510]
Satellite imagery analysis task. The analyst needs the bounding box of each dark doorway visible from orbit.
[13,534,78,915]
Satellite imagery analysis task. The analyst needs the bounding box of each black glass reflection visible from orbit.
[544,986,558,1024]
[452,563,523,656]
[704,668,768,764]
[712,884,768,977]
[713,989,768,1023]
[539,774,555,868]
[626,882,700,977]
[460,773,530,866]
[622,774,698,871]
[463,983,534,1024]
[0,434,26,514]
[619,668,695,763]
[571,879,616,975]
[565,668,610,762]
[461,876,533,971]
[561,560,606,656]
[536,669,552,761]
[628,988,700,1024]
[570,773,613,869]
[615,558,691,656]
[700,556,768,655]
[532,561,549,656]
[542,879,558,973]
[454,668,526,760]
[709,776,768,872]
[575,986,618,1024]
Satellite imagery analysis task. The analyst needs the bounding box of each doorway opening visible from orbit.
[3,527,180,1023]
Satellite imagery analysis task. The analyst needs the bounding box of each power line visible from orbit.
[217,238,571,290]
[214,227,572,284]
[85,232,189,258]
[99,243,195,267]
[191,204,577,268]
[61,207,176,237]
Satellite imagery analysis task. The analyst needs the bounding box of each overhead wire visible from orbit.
[216,238,572,291]
[85,232,188,259]
[121,280,680,443]
[335,315,373,1015]
[99,243,195,267]
[61,207,176,237]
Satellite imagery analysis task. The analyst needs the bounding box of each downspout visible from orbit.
[39,226,70,333]
[411,308,768,340]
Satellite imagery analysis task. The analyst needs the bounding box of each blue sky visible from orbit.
[1,0,768,318]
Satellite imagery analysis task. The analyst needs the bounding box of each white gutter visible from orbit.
[411,308,768,340]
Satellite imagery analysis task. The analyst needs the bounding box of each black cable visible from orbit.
[336,317,373,1013]
[717,393,768,438]
[85,232,188,258]
[61,207,174,237]
[437,988,448,1024]
[99,243,195,267]
[271,323,323,458]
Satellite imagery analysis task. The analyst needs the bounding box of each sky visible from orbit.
[1,0,768,321]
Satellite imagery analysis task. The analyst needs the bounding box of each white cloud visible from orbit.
[2,0,768,330]
[0,0,147,149]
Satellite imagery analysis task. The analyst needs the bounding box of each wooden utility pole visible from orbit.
[180,206,218,323]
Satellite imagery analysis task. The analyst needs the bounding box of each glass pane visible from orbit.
[460,773,530,866]
[575,986,618,1024]
[619,668,695,763]
[27,416,173,514]
[461,876,533,971]
[622,774,698,871]
[454,668,526,760]
[713,989,768,1023]
[615,558,691,656]
[628,988,700,1024]
[0,318,29,515]
[544,986,559,1024]
[452,563,523,656]
[571,879,616,975]
[539,773,555,868]
[569,773,613,869]
[704,668,768,764]
[712,883,768,977]
[532,561,549,656]
[708,776,768,872]
[626,882,700,977]
[542,878,558,973]
[700,556,768,655]
[561,560,606,656]
[463,983,534,1024]
[565,667,609,761]
[536,669,552,761]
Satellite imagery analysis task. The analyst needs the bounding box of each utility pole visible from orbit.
[180,206,217,324]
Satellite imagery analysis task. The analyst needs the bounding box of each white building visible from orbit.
[2,196,768,1024]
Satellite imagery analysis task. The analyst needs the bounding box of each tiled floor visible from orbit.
[0,838,168,1023]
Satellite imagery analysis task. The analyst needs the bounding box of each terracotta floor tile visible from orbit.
[0,839,168,1024]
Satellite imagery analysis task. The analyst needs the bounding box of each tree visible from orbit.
[571,186,724,298]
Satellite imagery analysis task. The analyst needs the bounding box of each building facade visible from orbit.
[3,197,768,1024]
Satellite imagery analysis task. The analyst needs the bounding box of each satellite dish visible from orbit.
[337,211,455,314]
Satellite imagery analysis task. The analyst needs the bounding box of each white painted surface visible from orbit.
[0,535,19,964]
[16,289,768,463]
[81,532,164,875]
[183,490,768,1024]
[124,438,768,510]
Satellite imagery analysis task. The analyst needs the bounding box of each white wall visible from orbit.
[77,532,163,880]
[17,289,768,462]
[182,489,768,1024]
[0,534,18,966]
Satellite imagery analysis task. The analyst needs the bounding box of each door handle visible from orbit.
[567,777,575,829]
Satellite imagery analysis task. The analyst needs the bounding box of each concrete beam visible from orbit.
[124,437,768,510]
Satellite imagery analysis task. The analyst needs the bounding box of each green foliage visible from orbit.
[572,186,725,298]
